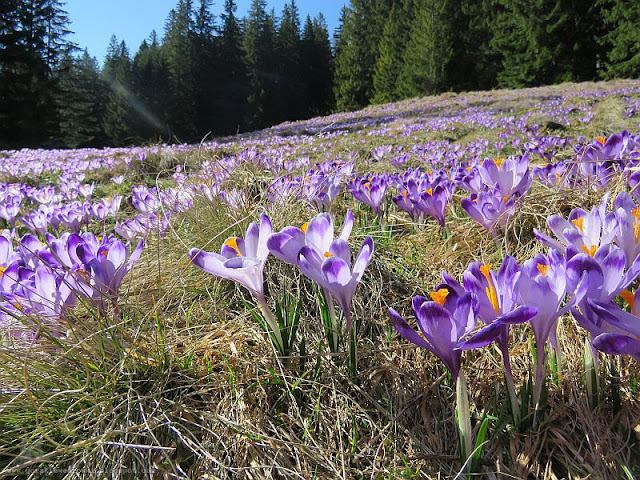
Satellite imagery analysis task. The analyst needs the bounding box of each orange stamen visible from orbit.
[596,136,606,146]
[537,263,550,276]
[430,288,449,306]
[324,251,332,258]
[480,264,500,313]
[425,188,433,196]
[223,237,242,256]
[571,217,584,232]
[0,266,5,276]
[301,222,308,233]
[493,157,505,168]
[582,245,597,257]
[402,190,408,197]
[632,206,640,220]
[619,290,637,316]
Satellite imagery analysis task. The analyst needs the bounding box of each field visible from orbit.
[1,79,640,479]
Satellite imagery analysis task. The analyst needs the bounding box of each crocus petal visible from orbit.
[457,321,505,350]
[593,333,640,356]
[388,307,431,350]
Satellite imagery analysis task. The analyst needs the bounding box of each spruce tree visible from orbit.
[333,0,391,111]
[217,0,247,134]
[163,0,197,140]
[372,0,412,104]
[398,0,454,97]
[57,49,104,147]
[102,36,134,144]
[132,32,171,139]
[599,0,640,79]
[301,14,334,117]
[275,1,303,121]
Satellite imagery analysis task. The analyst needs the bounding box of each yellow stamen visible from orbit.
[426,170,433,176]
[0,266,5,276]
[430,288,449,306]
[324,251,332,258]
[634,221,640,243]
[466,166,472,172]
[493,157,505,168]
[480,264,492,282]
[619,290,636,315]
[301,222,308,234]
[537,263,550,276]
[572,217,584,232]
[632,206,640,220]
[402,190,408,197]
[425,188,433,196]
[596,136,606,146]
[223,237,242,256]
[582,245,597,257]
[364,182,371,191]
[480,264,500,314]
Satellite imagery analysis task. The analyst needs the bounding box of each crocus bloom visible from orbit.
[477,154,532,198]
[388,287,477,380]
[586,300,640,361]
[461,188,516,237]
[190,214,272,304]
[534,194,616,257]
[77,238,144,310]
[299,236,374,331]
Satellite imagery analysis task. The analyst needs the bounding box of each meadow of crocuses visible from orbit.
[1,80,640,478]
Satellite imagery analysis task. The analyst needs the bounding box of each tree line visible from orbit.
[0,0,638,149]
[0,0,333,148]
[335,0,640,110]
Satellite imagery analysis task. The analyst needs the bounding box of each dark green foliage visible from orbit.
[101,36,134,144]
[333,0,391,111]
[372,0,412,104]
[215,0,248,134]
[56,50,104,147]
[599,0,640,79]
[300,14,334,117]
[132,32,171,140]
[397,0,454,97]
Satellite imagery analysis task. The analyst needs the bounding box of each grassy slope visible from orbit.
[1,80,640,479]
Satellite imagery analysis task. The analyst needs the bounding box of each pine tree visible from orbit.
[0,0,74,146]
[102,36,134,144]
[56,49,104,147]
[398,0,454,97]
[275,1,303,121]
[132,32,171,139]
[300,14,334,116]
[189,0,218,136]
[163,0,197,140]
[372,0,412,104]
[599,0,640,79]
[333,0,391,111]
[217,0,248,134]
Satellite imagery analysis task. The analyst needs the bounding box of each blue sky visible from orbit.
[65,1,346,65]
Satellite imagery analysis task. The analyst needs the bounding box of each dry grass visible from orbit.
[1,80,640,479]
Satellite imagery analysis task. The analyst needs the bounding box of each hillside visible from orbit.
[1,80,640,479]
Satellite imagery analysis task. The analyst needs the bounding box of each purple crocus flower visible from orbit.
[190,214,272,304]
[299,236,373,331]
[388,287,477,381]
[516,250,588,408]
[534,194,616,257]
[586,300,640,361]
[477,154,532,198]
[458,258,537,423]
[461,188,516,237]
[77,238,144,311]
[347,174,387,217]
